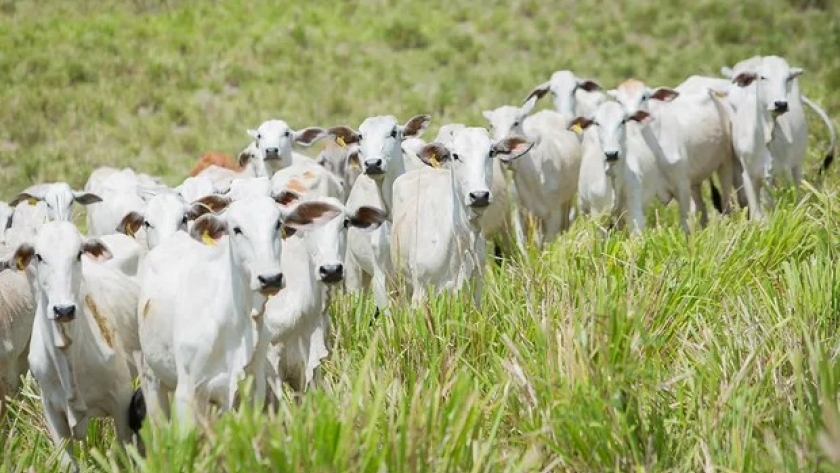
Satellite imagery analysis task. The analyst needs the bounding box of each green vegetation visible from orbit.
[1,0,840,471]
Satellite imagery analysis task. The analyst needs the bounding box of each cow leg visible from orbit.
[342,251,365,294]
[741,167,764,220]
[626,178,646,235]
[716,161,735,216]
[691,184,708,228]
[371,267,391,312]
[43,402,77,473]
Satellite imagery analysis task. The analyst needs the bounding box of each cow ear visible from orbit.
[116,212,145,238]
[524,82,551,104]
[189,214,228,246]
[627,110,653,124]
[238,146,255,168]
[577,79,603,92]
[732,72,758,87]
[9,193,40,207]
[2,244,35,271]
[292,127,328,147]
[417,143,451,168]
[493,135,535,163]
[73,191,103,205]
[273,189,303,207]
[650,87,679,102]
[401,114,432,139]
[327,126,361,146]
[193,194,230,214]
[789,68,803,80]
[567,117,594,134]
[280,200,343,231]
[348,206,387,230]
[82,239,113,262]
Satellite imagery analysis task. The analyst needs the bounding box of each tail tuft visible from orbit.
[128,387,146,434]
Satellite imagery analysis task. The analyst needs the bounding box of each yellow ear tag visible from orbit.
[201,230,216,246]
[348,157,360,169]
[336,136,346,148]
[571,123,583,134]
[281,227,293,239]
[15,255,26,271]
[125,224,135,238]
[27,197,38,205]
[429,152,440,169]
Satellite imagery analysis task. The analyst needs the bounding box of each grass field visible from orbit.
[1,0,840,471]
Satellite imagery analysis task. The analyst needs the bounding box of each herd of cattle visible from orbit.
[0,54,836,470]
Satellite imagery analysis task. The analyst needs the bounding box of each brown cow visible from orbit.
[189,152,242,177]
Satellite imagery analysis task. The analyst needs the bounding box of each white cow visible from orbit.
[136,194,341,432]
[9,182,102,223]
[85,168,157,240]
[569,102,673,235]
[483,99,582,248]
[175,175,217,203]
[265,190,385,398]
[0,251,34,419]
[708,73,775,220]
[271,161,345,203]
[723,55,837,184]
[524,70,607,118]
[327,114,432,312]
[241,119,330,178]
[391,127,533,306]
[608,78,737,228]
[315,137,363,198]
[1,222,137,472]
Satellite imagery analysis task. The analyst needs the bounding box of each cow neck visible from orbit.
[375,151,406,219]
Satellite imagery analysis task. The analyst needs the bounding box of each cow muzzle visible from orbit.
[318,264,344,284]
[771,101,789,115]
[604,151,620,163]
[363,158,386,176]
[468,190,491,208]
[51,304,77,323]
[257,272,285,294]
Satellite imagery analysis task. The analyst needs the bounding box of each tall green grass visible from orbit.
[1,0,840,471]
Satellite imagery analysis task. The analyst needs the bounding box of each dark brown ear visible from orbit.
[567,117,594,133]
[732,72,758,87]
[189,214,228,246]
[402,114,432,139]
[273,189,303,207]
[281,201,343,231]
[417,143,451,168]
[193,194,231,214]
[2,244,35,271]
[73,191,103,205]
[238,147,255,168]
[116,212,145,237]
[9,193,39,207]
[627,110,653,124]
[293,127,328,146]
[650,87,679,102]
[577,79,603,92]
[82,239,113,262]
[327,126,361,146]
[524,82,550,103]
[348,206,387,230]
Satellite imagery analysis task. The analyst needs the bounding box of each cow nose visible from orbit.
[604,151,620,163]
[264,147,279,156]
[469,191,491,207]
[773,101,788,113]
[318,264,344,283]
[258,273,285,291]
[53,305,76,322]
[364,159,385,175]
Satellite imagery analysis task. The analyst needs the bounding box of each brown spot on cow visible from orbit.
[285,179,308,194]
[85,294,114,349]
[190,152,242,177]
[302,171,316,179]
[142,299,152,320]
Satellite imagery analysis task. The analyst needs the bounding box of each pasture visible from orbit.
[1,0,840,471]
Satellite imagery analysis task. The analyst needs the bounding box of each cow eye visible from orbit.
[181,215,188,225]
[513,120,520,128]
[256,133,262,141]
[452,153,461,162]
[285,130,292,137]
[144,221,152,228]
[760,75,768,81]
[343,217,351,229]
[233,227,243,235]
[76,250,83,261]
[389,128,398,139]
[275,221,282,232]
[35,254,43,263]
